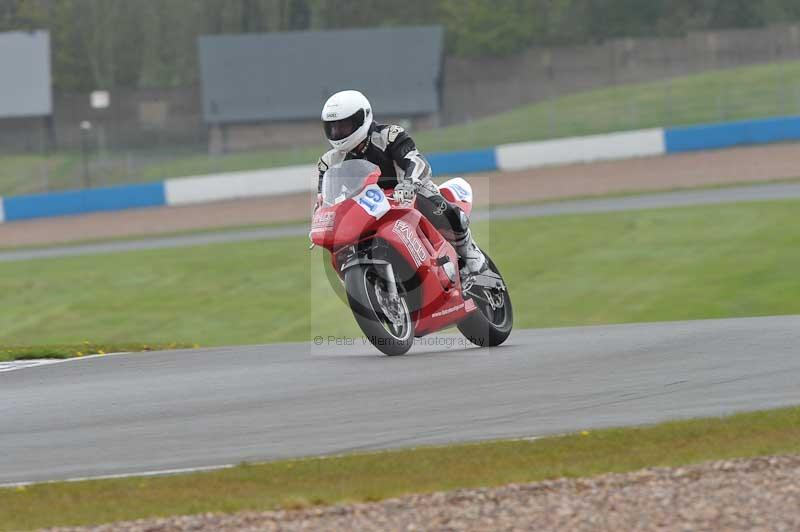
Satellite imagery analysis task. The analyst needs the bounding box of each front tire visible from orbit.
[344,264,414,356]
[457,252,513,347]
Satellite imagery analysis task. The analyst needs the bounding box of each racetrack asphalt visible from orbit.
[1,315,798,485]
[2,182,800,262]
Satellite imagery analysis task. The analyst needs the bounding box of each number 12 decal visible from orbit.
[355,185,390,219]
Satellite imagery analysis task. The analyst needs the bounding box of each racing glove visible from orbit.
[394,179,419,204]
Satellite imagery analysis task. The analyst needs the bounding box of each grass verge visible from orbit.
[2,406,799,530]
[2,198,800,348]
[0,343,195,362]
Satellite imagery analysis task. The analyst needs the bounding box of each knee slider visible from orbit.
[447,206,469,234]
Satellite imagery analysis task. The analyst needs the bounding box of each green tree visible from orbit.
[441,0,539,55]
[5,0,800,91]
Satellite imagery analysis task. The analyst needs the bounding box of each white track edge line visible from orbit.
[0,464,236,489]
[0,436,553,488]
[0,351,132,373]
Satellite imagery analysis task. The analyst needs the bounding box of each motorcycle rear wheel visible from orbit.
[344,264,415,356]
[457,251,514,347]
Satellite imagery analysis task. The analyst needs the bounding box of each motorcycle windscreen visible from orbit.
[321,160,380,206]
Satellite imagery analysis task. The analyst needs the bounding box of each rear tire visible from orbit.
[457,252,513,347]
[345,264,414,356]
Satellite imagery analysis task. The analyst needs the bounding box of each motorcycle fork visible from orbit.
[336,244,399,301]
[379,262,399,300]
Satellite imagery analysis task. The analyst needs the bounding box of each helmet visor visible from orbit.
[324,109,365,141]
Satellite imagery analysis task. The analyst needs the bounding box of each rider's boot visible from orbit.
[453,228,487,275]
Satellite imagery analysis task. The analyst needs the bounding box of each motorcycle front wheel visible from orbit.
[344,264,414,356]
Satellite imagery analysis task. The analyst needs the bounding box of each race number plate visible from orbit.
[354,184,390,219]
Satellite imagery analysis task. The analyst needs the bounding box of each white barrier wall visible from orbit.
[165,164,315,206]
[165,128,668,208]
[495,128,666,171]
[0,197,4,223]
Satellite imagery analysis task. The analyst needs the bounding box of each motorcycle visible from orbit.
[310,159,513,355]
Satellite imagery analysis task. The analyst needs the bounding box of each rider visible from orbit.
[316,90,486,275]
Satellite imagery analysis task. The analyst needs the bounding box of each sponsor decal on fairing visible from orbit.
[431,302,465,318]
[311,211,336,232]
[450,183,469,200]
[392,219,429,267]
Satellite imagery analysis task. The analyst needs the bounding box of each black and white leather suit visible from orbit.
[317,122,471,241]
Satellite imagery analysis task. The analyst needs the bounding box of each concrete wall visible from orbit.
[4,24,800,153]
[51,87,205,150]
[0,87,204,153]
[207,23,800,150]
[495,129,665,171]
[441,24,800,125]
[209,115,436,153]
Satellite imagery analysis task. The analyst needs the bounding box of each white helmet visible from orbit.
[321,90,372,153]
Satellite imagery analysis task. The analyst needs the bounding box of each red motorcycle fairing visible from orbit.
[312,168,481,339]
[370,208,475,336]
[310,170,384,249]
[438,177,474,217]
[312,203,477,338]
[311,199,376,249]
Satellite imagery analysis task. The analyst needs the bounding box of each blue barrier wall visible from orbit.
[664,115,800,153]
[3,182,166,222]
[428,148,498,175]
